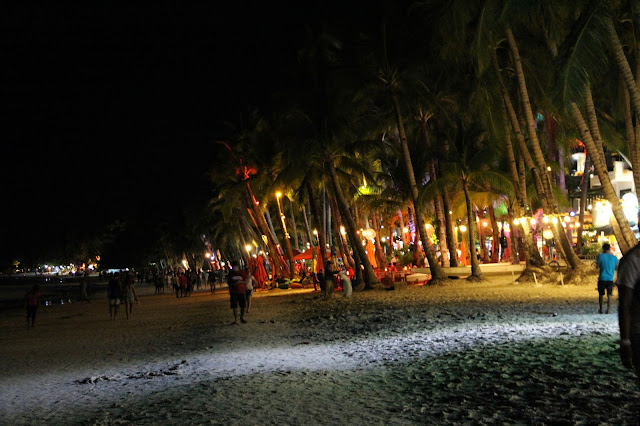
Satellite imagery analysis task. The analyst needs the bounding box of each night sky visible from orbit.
[0,2,402,268]
[0,2,312,266]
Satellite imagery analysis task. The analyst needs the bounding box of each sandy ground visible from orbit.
[1,274,639,425]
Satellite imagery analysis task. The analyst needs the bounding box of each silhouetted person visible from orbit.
[617,242,640,383]
[227,261,247,324]
[108,273,122,320]
[25,284,41,329]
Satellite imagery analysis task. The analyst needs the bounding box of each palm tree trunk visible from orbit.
[276,200,297,277]
[397,209,407,246]
[327,161,379,287]
[494,50,547,206]
[264,209,280,247]
[507,207,520,265]
[420,119,450,266]
[391,92,445,280]
[407,207,420,266]
[500,101,544,267]
[607,17,640,116]
[571,102,637,252]
[288,199,299,251]
[442,187,458,267]
[372,212,387,268]
[577,153,591,255]
[306,182,328,274]
[477,210,489,263]
[301,204,317,267]
[350,241,365,291]
[488,205,500,263]
[622,83,640,200]
[328,194,354,270]
[506,27,557,208]
[463,180,483,278]
[585,87,607,166]
[244,184,289,278]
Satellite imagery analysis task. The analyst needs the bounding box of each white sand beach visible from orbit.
[1,274,639,425]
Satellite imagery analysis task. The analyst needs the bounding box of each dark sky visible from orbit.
[0,2,310,265]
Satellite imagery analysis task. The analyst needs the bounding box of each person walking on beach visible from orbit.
[597,243,618,314]
[80,272,90,302]
[209,270,216,293]
[122,273,139,319]
[227,261,247,324]
[245,269,257,314]
[108,272,122,320]
[25,284,42,329]
[179,272,188,297]
[324,260,337,300]
[617,242,640,382]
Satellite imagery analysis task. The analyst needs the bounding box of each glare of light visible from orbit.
[221,262,226,267]
[622,193,639,223]
[575,222,581,227]
[543,229,554,240]
[381,237,386,242]
[482,221,488,227]
[551,217,558,224]
[588,204,593,210]
[245,245,252,253]
[547,166,552,171]
[403,227,409,233]
[205,252,211,259]
[570,211,576,217]
[313,229,318,235]
[340,226,346,235]
[530,218,536,226]
[542,216,549,224]
[519,218,527,225]
[276,192,282,198]
[623,192,638,208]
[449,211,453,215]
[459,225,467,232]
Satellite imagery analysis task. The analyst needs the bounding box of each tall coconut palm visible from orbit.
[421,121,514,280]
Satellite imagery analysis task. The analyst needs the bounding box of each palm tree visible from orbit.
[421,121,514,280]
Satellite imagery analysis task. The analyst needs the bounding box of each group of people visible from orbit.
[316,260,352,299]
[148,269,219,296]
[226,260,257,324]
[107,271,139,320]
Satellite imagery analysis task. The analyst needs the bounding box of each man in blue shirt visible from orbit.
[597,243,619,314]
